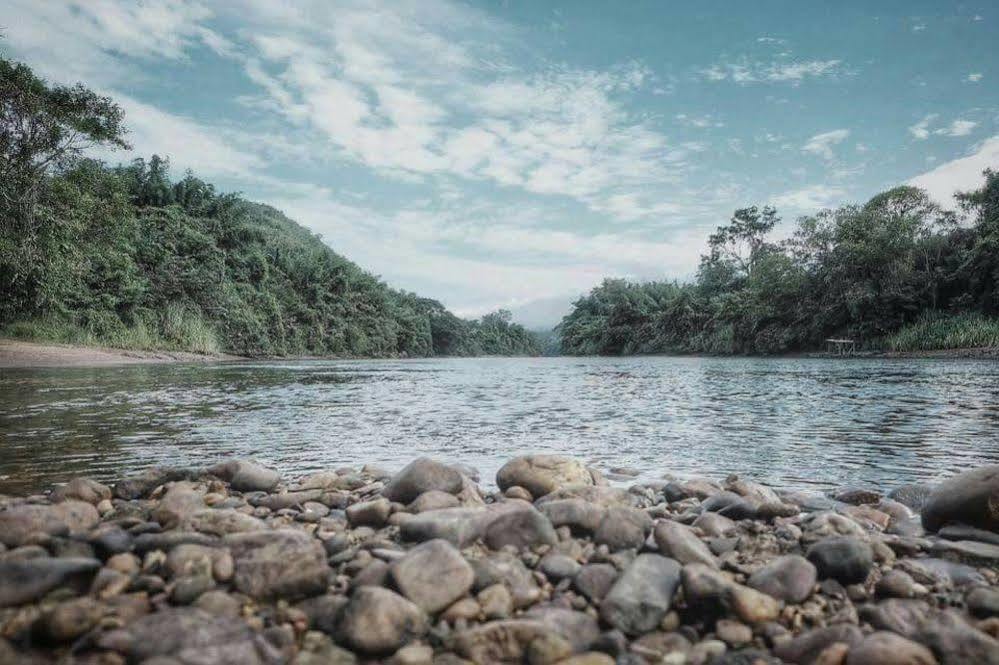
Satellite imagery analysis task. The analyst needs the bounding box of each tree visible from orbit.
[0,57,129,225]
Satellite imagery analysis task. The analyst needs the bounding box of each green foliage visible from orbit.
[0,58,538,358]
[560,179,999,356]
[885,313,999,351]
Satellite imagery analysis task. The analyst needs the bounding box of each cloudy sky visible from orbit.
[3,1,997,326]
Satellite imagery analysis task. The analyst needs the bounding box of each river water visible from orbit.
[2,356,999,494]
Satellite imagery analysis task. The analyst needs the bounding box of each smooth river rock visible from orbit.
[224,529,329,600]
[209,458,281,492]
[921,464,999,533]
[336,587,428,656]
[600,553,681,635]
[382,457,464,504]
[389,538,474,613]
[496,454,593,499]
[806,536,874,585]
[747,554,817,603]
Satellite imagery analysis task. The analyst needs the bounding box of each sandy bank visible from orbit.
[0,338,241,368]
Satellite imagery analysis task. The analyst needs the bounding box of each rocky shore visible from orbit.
[1,456,997,665]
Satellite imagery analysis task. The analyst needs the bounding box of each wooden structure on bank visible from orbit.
[825,338,857,355]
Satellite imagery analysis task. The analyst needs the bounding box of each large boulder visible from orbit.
[496,455,593,499]
[921,465,999,533]
[389,539,474,613]
[0,501,99,547]
[600,553,681,635]
[382,457,464,504]
[336,587,428,656]
[224,530,329,600]
[209,459,281,492]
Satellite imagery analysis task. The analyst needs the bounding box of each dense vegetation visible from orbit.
[0,57,539,357]
[559,173,999,355]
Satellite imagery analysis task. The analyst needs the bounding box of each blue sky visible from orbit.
[3,1,997,326]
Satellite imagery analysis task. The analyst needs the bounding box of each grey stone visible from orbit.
[335,587,428,656]
[209,459,281,492]
[600,553,681,635]
[921,465,999,532]
[594,506,652,551]
[389,539,474,613]
[573,563,617,603]
[0,557,101,607]
[806,537,873,585]
[747,555,816,604]
[382,458,464,504]
[224,529,329,600]
[484,508,557,550]
[654,520,718,568]
[496,455,593,499]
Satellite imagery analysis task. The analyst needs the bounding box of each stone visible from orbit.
[774,625,863,665]
[715,619,752,646]
[478,583,513,619]
[525,632,572,665]
[747,555,816,604]
[390,539,474,613]
[0,501,99,546]
[538,553,580,580]
[806,537,873,585]
[400,507,496,547]
[898,557,985,586]
[182,509,267,535]
[968,587,999,618]
[166,543,234,581]
[681,564,778,625]
[888,483,934,512]
[876,570,920,599]
[209,458,281,492]
[930,538,999,566]
[251,489,323,511]
[537,499,605,534]
[346,498,392,527]
[41,597,105,642]
[0,556,101,607]
[336,587,428,656]
[297,594,350,634]
[655,520,718,568]
[382,458,464,504]
[921,465,999,532]
[470,552,540,608]
[845,631,936,665]
[96,607,282,664]
[691,512,737,537]
[408,490,461,513]
[484,508,557,550]
[51,477,111,505]
[171,574,215,604]
[114,467,189,500]
[224,529,329,600]
[496,455,593,499]
[152,482,207,528]
[594,506,652,551]
[450,619,550,663]
[600,553,681,636]
[573,563,618,603]
[194,590,243,618]
[293,631,358,665]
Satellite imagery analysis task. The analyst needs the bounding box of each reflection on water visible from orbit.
[2,356,999,494]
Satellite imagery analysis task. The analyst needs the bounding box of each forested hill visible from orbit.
[0,57,539,358]
[559,173,999,356]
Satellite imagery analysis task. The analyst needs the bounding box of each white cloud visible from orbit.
[771,184,845,212]
[802,129,850,159]
[909,135,999,208]
[935,120,978,137]
[909,114,937,140]
[700,59,843,85]
[966,72,983,83]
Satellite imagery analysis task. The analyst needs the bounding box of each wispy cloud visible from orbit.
[909,114,937,140]
[910,114,978,139]
[771,184,845,212]
[700,58,843,85]
[936,119,978,137]
[966,72,983,83]
[802,129,850,160]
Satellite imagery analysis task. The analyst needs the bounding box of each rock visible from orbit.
[930,538,999,566]
[898,557,985,587]
[166,544,234,581]
[526,606,600,652]
[346,498,391,528]
[525,631,572,665]
[114,467,189,500]
[470,552,540,608]
[846,631,936,665]
[251,489,323,511]
[390,539,474,613]
[182,509,267,535]
[0,501,99,546]
[538,499,605,534]
[41,597,105,641]
[538,553,580,580]
[875,570,920,599]
[917,608,999,665]
[450,619,550,663]
[833,487,882,505]
[390,643,434,665]
[968,587,999,618]
[293,631,358,665]
[382,458,464,504]
[921,465,999,532]
[774,625,863,665]
[400,507,497,548]
[594,506,652,551]
[600,553,681,635]
[747,555,817,604]
[478,583,513,619]
[96,606,282,664]
[0,557,101,607]
[681,564,779,625]
[152,482,207,528]
[171,574,215,604]
[194,590,243,618]
[715,619,752,646]
[573,563,618,603]
[938,524,999,545]
[224,530,329,600]
[496,455,593,499]
[408,490,461,513]
[806,537,873,585]
[336,587,428,656]
[692,512,737,537]
[51,477,111,505]
[484,508,557,550]
[297,594,350,634]
[209,458,281,492]
[655,520,718,568]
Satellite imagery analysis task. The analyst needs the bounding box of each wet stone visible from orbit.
[806,537,873,585]
[600,553,681,636]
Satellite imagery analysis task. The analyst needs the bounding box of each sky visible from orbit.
[3,1,998,327]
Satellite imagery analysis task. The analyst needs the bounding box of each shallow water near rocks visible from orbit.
[2,356,999,494]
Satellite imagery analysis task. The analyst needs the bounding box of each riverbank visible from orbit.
[0,338,241,368]
[1,454,997,664]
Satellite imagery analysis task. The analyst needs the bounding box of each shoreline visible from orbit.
[0,454,996,663]
[0,338,242,369]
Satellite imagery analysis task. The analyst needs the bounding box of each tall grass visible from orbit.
[884,313,999,352]
[2,304,221,355]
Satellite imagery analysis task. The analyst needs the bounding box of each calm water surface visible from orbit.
[2,356,999,494]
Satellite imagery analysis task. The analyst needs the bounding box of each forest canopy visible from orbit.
[0,57,539,357]
[558,175,999,355]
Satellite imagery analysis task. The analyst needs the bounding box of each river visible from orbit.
[2,356,998,494]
